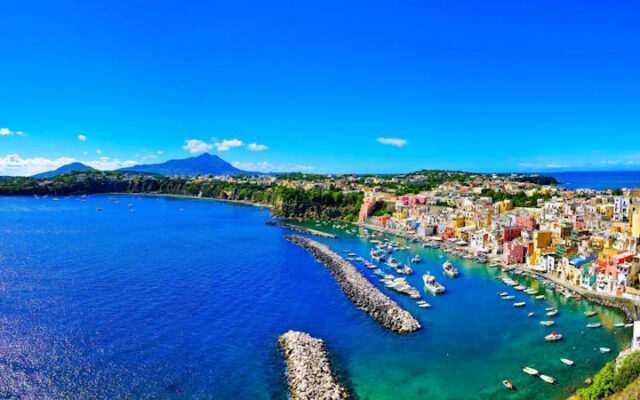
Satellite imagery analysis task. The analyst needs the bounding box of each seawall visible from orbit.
[279,330,348,400]
[285,235,421,334]
[266,221,337,238]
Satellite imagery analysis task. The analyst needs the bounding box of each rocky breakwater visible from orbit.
[279,330,348,400]
[266,220,337,238]
[285,235,421,334]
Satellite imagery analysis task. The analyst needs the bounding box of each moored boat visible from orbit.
[502,295,515,300]
[514,302,526,308]
[539,374,556,384]
[411,254,421,263]
[560,358,575,366]
[523,366,538,375]
[503,380,514,391]
[423,272,446,295]
[540,320,555,326]
[443,261,459,278]
[584,310,597,317]
[545,331,563,342]
[599,347,611,353]
[586,322,601,329]
[546,309,559,317]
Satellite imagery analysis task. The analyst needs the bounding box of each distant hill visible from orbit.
[117,153,256,176]
[32,162,95,178]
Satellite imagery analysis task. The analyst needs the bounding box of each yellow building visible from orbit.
[630,205,640,239]
[534,231,552,250]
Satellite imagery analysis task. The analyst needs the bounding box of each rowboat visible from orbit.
[528,312,535,318]
[540,320,555,326]
[523,366,538,375]
[514,302,526,308]
[540,374,556,384]
[498,292,509,297]
[502,295,515,300]
[600,347,611,353]
[584,310,597,317]
[586,323,601,329]
[503,380,514,391]
[535,295,545,300]
[545,307,555,311]
[561,358,575,366]
[546,310,559,317]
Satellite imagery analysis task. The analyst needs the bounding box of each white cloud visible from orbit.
[1,128,13,136]
[0,154,76,176]
[84,157,137,171]
[247,142,268,151]
[16,131,24,136]
[157,150,164,155]
[215,138,243,151]
[182,139,213,154]
[77,134,87,141]
[232,161,315,173]
[95,149,102,154]
[376,137,407,148]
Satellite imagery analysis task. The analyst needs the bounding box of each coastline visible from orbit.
[108,192,273,209]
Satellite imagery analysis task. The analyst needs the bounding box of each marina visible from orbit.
[0,196,632,400]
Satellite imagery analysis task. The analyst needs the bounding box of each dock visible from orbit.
[266,220,337,238]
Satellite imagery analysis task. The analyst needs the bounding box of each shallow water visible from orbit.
[0,195,631,399]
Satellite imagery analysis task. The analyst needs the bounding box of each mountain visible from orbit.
[117,153,255,176]
[32,162,95,178]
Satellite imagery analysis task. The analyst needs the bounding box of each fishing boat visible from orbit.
[503,380,514,391]
[523,366,539,375]
[540,320,555,326]
[586,323,601,329]
[502,295,515,300]
[423,272,446,295]
[443,261,459,278]
[514,302,526,308]
[411,254,421,263]
[545,331,563,342]
[535,295,545,300]
[599,347,611,353]
[561,358,575,366]
[546,309,559,317]
[584,310,597,317]
[539,375,556,384]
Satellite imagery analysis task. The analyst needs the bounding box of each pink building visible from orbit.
[516,216,536,232]
[504,242,526,264]
[503,226,523,242]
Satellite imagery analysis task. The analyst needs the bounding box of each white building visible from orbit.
[614,197,630,221]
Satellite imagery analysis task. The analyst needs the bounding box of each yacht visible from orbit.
[442,261,459,278]
[423,272,446,295]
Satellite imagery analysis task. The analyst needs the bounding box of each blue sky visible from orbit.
[1,1,639,175]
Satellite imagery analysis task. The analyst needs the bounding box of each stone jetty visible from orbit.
[266,220,337,238]
[279,330,348,400]
[286,235,421,333]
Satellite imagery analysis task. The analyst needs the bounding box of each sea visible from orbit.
[0,195,632,399]
[544,170,640,191]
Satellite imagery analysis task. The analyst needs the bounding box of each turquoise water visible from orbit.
[0,195,631,399]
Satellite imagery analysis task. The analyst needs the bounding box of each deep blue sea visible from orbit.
[546,170,640,190]
[0,195,632,399]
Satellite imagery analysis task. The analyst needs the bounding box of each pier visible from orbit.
[286,235,421,333]
[279,330,348,400]
[266,220,337,238]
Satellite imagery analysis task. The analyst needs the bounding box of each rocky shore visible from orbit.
[279,330,348,400]
[286,235,421,333]
[266,221,337,238]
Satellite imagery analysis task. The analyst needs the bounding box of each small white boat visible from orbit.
[625,323,633,328]
[514,285,527,291]
[535,295,545,300]
[599,347,611,353]
[546,310,559,317]
[498,292,509,297]
[539,374,556,384]
[584,310,597,317]
[525,288,538,295]
[545,332,563,342]
[586,323,601,329]
[502,295,515,300]
[417,300,431,308]
[545,307,555,311]
[528,312,535,318]
[423,272,446,295]
[514,302,526,308]
[540,320,555,326]
[561,358,575,366]
[614,323,625,328]
[443,261,459,278]
[523,366,539,375]
[411,254,421,263]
